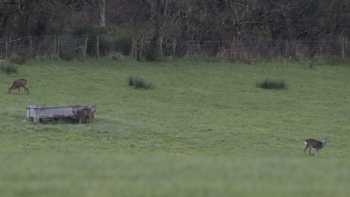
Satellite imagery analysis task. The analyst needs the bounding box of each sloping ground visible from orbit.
[0,59,349,197]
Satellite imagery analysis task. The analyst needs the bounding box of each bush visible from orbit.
[128,76,153,89]
[144,39,159,61]
[109,52,126,61]
[59,43,79,61]
[256,79,287,90]
[0,62,18,75]
[99,35,132,56]
[73,25,133,57]
[59,51,76,61]
[114,37,131,55]
[99,35,115,56]
[73,25,99,36]
[9,54,28,65]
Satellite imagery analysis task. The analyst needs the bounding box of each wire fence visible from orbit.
[0,35,349,60]
[184,38,350,60]
[0,35,89,59]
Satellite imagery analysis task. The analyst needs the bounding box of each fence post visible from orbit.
[54,35,58,57]
[341,36,346,59]
[29,36,33,56]
[56,35,61,58]
[347,37,349,59]
[131,38,136,58]
[172,39,177,57]
[5,39,8,58]
[96,35,100,58]
[83,36,88,58]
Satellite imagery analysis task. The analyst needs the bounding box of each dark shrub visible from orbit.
[128,76,135,86]
[114,37,131,55]
[9,54,28,65]
[110,52,126,61]
[257,79,287,90]
[59,44,78,61]
[59,51,75,61]
[99,35,115,56]
[143,37,160,61]
[58,35,81,61]
[106,26,132,55]
[144,49,158,61]
[0,62,18,75]
[128,76,153,90]
[73,25,99,36]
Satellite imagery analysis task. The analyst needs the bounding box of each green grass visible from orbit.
[1,58,350,197]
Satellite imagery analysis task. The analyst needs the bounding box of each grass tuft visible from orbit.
[0,62,18,75]
[256,79,287,90]
[128,76,153,89]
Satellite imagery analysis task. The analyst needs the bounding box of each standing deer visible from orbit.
[8,79,29,94]
[304,138,327,156]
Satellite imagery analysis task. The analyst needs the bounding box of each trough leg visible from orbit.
[33,116,39,123]
[33,111,40,123]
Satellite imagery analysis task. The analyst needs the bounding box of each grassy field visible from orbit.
[0,58,350,197]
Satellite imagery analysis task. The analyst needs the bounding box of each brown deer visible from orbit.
[304,138,327,156]
[8,79,29,94]
[74,106,96,123]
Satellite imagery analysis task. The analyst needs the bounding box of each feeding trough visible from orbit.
[26,105,96,123]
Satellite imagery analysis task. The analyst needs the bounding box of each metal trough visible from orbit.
[26,105,96,123]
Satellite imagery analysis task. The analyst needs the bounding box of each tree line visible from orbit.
[0,0,349,60]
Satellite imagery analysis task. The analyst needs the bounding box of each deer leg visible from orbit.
[308,147,312,156]
[315,149,319,156]
[78,115,82,124]
[24,86,30,94]
[304,144,309,154]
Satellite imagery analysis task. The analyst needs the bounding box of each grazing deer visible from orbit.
[304,138,327,156]
[74,106,95,123]
[8,79,29,94]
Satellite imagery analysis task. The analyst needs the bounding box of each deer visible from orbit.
[8,79,30,94]
[74,106,96,123]
[304,138,327,156]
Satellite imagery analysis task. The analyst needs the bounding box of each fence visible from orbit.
[184,38,350,60]
[0,35,349,60]
[0,35,90,59]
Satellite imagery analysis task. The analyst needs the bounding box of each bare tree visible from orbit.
[98,0,106,27]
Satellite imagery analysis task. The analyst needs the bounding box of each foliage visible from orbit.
[59,51,76,61]
[73,25,102,37]
[0,62,18,75]
[107,26,133,55]
[9,53,29,65]
[257,79,287,90]
[98,35,114,56]
[128,76,153,89]
[109,52,126,61]
[113,37,132,55]
[2,1,349,60]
